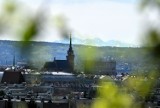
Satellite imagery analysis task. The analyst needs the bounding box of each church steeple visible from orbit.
[13,53,16,67]
[70,32,72,49]
[68,32,73,53]
[66,33,74,72]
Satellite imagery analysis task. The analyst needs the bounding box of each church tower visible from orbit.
[13,54,16,67]
[66,33,74,72]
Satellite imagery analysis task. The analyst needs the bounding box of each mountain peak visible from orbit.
[55,37,138,47]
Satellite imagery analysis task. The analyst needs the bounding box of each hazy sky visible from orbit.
[1,0,144,45]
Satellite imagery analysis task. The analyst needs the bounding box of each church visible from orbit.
[43,34,75,72]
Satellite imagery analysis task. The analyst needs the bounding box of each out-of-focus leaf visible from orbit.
[0,18,5,33]
[79,46,98,60]
[92,99,108,108]
[147,29,160,46]
[3,0,17,14]
[98,82,118,99]
[141,0,150,9]
[125,72,156,98]
[21,18,39,46]
[93,82,133,108]
[53,15,70,39]
[144,29,160,59]
[141,0,160,10]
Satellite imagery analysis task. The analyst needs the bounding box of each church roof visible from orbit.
[55,60,69,69]
[44,62,56,69]
[44,60,69,71]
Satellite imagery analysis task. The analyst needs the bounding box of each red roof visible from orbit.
[1,70,25,84]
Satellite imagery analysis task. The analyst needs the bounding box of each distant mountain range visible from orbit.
[55,37,138,47]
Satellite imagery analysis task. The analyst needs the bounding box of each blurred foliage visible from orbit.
[21,18,39,45]
[141,0,160,9]
[0,0,41,41]
[79,46,98,60]
[91,0,160,108]
[144,29,160,62]
[78,46,98,74]
[0,0,160,108]
[53,15,71,39]
[91,72,158,108]
[3,0,17,14]
[92,82,133,108]
[29,45,52,69]
[126,72,156,97]
[0,0,17,33]
[0,0,71,56]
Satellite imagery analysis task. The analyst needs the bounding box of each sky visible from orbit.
[0,0,144,45]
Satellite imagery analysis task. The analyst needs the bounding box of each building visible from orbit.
[43,34,75,72]
[1,70,25,84]
[84,60,116,75]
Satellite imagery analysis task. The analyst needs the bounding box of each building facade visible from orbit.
[84,60,116,75]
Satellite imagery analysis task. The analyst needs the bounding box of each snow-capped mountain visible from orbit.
[55,37,138,47]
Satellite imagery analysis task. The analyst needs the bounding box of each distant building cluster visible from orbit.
[84,60,116,75]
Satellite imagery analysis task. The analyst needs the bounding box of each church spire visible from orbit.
[68,32,73,53]
[69,32,72,49]
[13,53,16,67]
[66,32,74,72]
